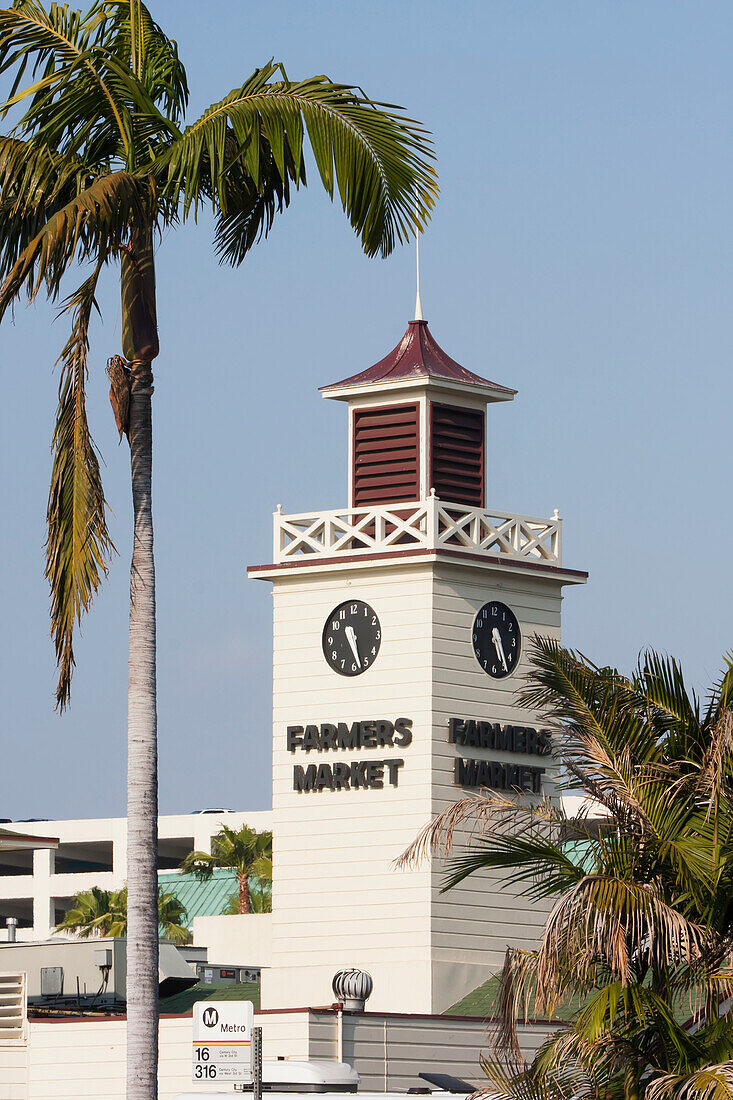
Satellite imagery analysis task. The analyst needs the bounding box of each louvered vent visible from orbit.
[353,403,420,506]
[430,402,485,507]
[0,972,26,1043]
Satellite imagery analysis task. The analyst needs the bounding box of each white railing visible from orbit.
[273,495,562,566]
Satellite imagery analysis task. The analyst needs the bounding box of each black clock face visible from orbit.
[473,601,521,678]
[323,600,381,677]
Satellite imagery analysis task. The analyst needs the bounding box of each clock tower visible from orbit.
[250,316,587,1015]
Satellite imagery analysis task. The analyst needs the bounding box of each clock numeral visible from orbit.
[375,631,381,641]
[332,620,339,631]
[371,615,377,625]
[351,663,357,672]
[350,603,358,614]
[340,659,346,669]
[339,610,346,620]
[332,650,337,660]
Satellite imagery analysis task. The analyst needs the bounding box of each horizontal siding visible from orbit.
[265,554,572,1014]
[0,1012,555,1097]
[270,566,438,1010]
[427,564,562,999]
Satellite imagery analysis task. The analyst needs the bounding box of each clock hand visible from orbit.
[491,627,508,672]
[345,625,361,668]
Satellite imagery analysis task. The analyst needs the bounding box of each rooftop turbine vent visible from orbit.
[332,969,373,1012]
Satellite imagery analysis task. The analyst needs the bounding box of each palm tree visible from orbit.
[0,4,436,1096]
[56,884,189,945]
[402,638,733,1100]
[180,824,272,915]
[55,885,126,938]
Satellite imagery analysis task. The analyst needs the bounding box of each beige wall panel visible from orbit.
[260,549,579,1015]
[425,562,563,1010]
[0,1010,557,1097]
[267,564,438,1012]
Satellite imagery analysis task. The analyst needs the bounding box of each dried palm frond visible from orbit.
[396,794,564,869]
[106,355,131,440]
[46,261,115,709]
[538,876,708,990]
[646,1065,733,1100]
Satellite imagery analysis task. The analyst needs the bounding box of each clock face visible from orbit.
[322,600,381,677]
[473,601,521,678]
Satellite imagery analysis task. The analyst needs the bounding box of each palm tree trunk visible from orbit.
[126,363,159,1100]
[239,873,252,914]
[121,230,161,1100]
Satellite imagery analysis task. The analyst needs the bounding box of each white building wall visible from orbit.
[261,555,573,1016]
[0,812,272,942]
[0,1009,556,1098]
[429,562,563,1010]
[192,913,272,966]
[263,564,436,1014]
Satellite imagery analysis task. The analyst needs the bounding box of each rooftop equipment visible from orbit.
[331,969,373,1013]
[0,938,197,1010]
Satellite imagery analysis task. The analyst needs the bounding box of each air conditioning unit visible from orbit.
[0,939,197,1009]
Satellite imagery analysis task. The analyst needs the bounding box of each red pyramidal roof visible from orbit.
[320,320,516,399]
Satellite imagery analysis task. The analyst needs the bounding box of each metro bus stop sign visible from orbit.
[192,1000,255,1083]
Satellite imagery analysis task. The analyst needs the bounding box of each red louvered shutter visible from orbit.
[352,403,420,506]
[429,402,485,507]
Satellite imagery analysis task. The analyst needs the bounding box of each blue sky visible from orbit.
[2,1,732,819]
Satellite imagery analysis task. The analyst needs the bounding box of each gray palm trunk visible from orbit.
[126,366,159,1100]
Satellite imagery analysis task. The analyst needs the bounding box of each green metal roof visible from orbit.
[160,981,260,1015]
[158,869,237,926]
[445,974,579,1020]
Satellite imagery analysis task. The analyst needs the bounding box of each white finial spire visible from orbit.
[414,228,423,321]
[413,186,423,321]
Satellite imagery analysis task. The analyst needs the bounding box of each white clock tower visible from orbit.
[250,316,587,1015]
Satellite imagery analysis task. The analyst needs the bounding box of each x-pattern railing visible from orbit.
[274,496,562,566]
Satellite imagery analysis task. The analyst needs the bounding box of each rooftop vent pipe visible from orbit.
[5,917,18,943]
[332,969,373,1012]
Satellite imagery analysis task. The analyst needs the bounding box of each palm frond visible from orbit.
[539,875,708,989]
[442,832,586,901]
[161,62,437,258]
[0,170,153,311]
[0,134,93,280]
[213,131,299,264]
[103,0,188,123]
[397,793,566,869]
[0,0,134,157]
[478,1055,592,1100]
[492,949,546,1056]
[646,1064,733,1100]
[178,849,216,882]
[46,261,115,709]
